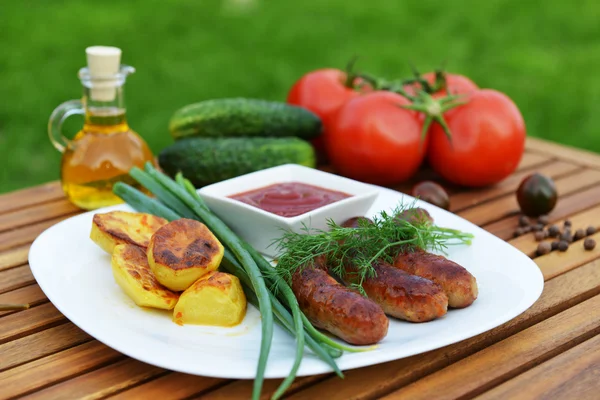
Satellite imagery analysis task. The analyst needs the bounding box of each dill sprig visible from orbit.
[270,203,473,295]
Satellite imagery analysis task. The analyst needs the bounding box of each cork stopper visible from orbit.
[85,46,122,102]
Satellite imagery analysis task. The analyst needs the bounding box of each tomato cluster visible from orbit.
[287,68,526,188]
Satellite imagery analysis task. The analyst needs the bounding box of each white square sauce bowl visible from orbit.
[197,164,380,257]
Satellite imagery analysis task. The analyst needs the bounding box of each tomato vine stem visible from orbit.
[342,58,469,147]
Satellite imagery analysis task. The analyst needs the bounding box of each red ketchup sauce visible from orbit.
[229,182,352,217]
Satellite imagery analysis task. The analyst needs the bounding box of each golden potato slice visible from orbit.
[111,244,179,310]
[148,218,224,291]
[91,211,168,254]
[173,271,247,327]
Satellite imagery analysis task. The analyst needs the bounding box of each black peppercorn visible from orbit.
[551,241,560,250]
[513,227,524,238]
[558,240,569,251]
[586,226,596,236]
[519,215,530,227]
[548,225,560,237]
[537,242,552,255]
[560,230,573,243]
[534,231,546,241]
[574,229,586,241]
[564,220,572,228]
[538,215,550,226]
[533,224,544,232]
[522,226,532,233]
[584,238,596,251]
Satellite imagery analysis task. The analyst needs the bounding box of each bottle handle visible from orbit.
[48,99,85,153]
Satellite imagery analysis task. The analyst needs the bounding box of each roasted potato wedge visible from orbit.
[111,244,179,310]
[91,211,168,254]
[148,218,224,291]
[173,271,247,327]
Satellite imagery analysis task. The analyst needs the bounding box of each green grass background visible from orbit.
[2,0,599,193]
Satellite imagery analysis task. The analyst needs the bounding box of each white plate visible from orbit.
[28,186,544,379]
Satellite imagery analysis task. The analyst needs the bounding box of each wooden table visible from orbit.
[1,137,600,400]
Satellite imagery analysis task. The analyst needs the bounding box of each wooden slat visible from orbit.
[0,213,79,252]
[0,303,66,345]
[0,244,30,272]
[514,151,555,171]
[0,341,123,400]
[284,258,600,400]
[0,182,64,216]
[0,284,47,317]
[509,204,600,257]
[0,198,80,233]
[0,323,90,372]
[485,183,600,241]
[476,334,600,400]
[111,373,227,400]
[0,264,35,294]
[379,294,600,400]
[459,168,600,227]
[526,137,600,169]
[449,160,579,212]
[22,358,166,400]
[197,375,327,400]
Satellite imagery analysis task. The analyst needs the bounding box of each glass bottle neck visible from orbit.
[82,84,129,131]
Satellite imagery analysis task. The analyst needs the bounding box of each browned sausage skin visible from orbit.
[290,257,389,345]
[341,260,448,322]
[393,248,478,308]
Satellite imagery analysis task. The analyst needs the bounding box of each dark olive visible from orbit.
[411,181,450,211]
[516,173,558,217]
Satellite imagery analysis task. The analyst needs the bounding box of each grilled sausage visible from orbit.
[394,248,478,308]
[396,207,433,225]
[340,216,373,228]
[339,216,448,321]
[291,257,389,345]
[341,260,448,322]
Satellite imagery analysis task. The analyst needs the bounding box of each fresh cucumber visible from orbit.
[169,98,322,140]
[158,136,316,187]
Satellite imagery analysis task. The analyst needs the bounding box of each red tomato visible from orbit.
[427,89,526,187]
[325,91,425,185]
[405,72,479,99]
[287,69,367,163]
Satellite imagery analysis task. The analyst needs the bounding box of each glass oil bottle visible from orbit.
[48,46,155,210]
